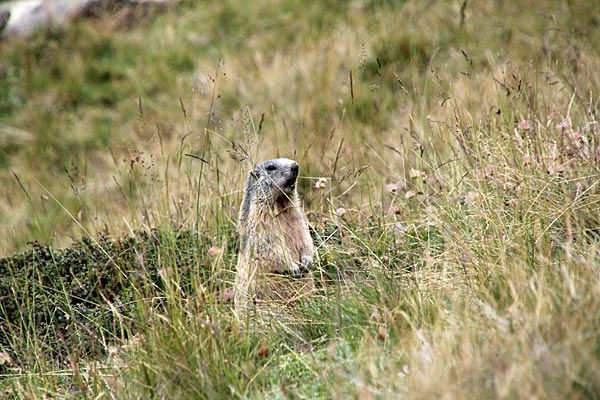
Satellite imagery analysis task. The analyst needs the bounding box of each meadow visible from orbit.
[0,0,599,398]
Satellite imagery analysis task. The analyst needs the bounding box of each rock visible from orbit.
[0,0,98,38]
[0,0,177,39]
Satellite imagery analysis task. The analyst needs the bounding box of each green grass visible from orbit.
[1,0,600,398]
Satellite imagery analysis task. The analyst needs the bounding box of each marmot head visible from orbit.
[251,158,299,200]
[240,158,302,227]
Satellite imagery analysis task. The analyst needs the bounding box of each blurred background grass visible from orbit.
[1,0,596,254]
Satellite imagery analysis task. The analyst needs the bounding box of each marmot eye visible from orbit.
[265,165,276,171]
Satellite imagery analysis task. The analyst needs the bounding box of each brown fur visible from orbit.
[234,159,314,317]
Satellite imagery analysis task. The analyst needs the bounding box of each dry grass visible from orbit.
[1,0,599,398]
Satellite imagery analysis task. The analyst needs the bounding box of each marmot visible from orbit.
[234,158,315,317]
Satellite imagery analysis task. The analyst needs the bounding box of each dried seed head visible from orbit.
[386,182,406,193]
[208,246,220,257]
[315,177,327,189]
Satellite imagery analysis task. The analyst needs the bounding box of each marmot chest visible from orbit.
[256,205,305,254]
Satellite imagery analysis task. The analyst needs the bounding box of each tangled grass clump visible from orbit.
[0,228,232,373]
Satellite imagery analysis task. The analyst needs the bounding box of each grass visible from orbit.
[1,0,600,398]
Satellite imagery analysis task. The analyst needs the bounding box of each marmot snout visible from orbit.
[235,158,315,316]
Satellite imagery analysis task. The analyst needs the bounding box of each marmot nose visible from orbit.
[290,163,299,178]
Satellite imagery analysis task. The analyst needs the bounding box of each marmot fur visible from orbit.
[234,158,314,316]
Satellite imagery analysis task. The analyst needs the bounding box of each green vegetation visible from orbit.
[1,0,599,397]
